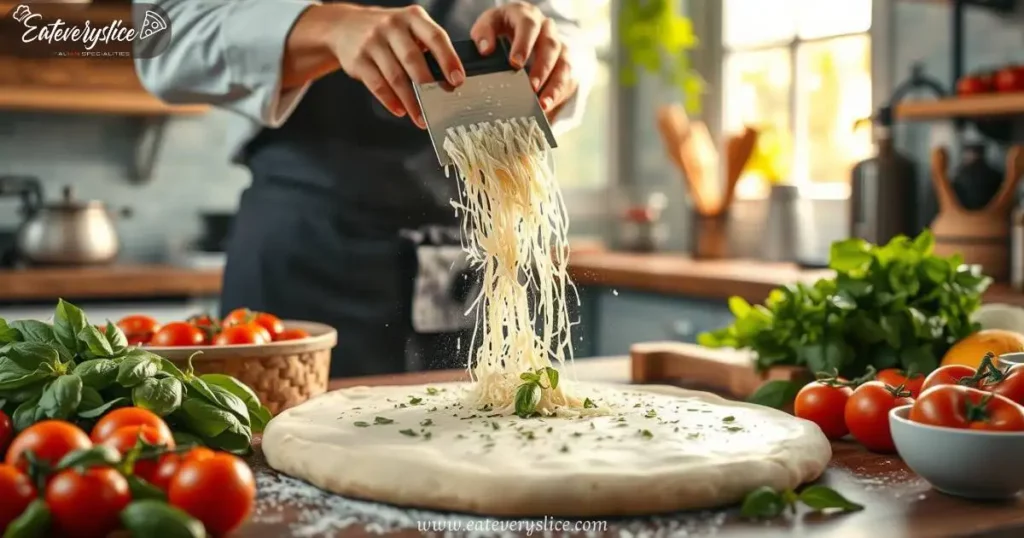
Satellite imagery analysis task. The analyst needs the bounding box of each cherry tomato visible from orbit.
[921,364,977,393]
[0,464,35,531]
[994,65,1024,93]
[46,467,130,538]
[275,328,311,341]
[793,381,852,440]
[0,410,12,454]
[5,420,92,471]
[100,425,175,484]
[214,324,271,346]
[844,381,913,453]
[978,364,1024,407]
[187,314,221,344]
[149,453,182,492]
[910,385,1024,431]
[223,308,284,339]
[957,73,994,96]
[170,452,256,535]
[877,368,926,398]
[90,407,174,445]
[116,315,161,346]
[183,446,215,463]
[150,321,205,347]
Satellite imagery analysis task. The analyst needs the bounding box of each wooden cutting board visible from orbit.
[630,341,807,398]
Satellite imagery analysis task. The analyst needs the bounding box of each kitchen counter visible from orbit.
[240,357,1024,537]
[4,251,1024,307]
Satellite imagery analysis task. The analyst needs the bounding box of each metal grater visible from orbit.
[414,39,557,168]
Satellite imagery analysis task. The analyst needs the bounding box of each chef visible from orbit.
[134,1,596,377]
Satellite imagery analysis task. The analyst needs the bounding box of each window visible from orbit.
[550,0,611,195]
[721,0,873,199]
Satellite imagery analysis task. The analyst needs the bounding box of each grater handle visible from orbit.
[424,39,513,81]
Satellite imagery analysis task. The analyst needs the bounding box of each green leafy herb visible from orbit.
[374,416,394,425]
[514,382,542,418]
[132,377,184,417]
[560,444,569,453]
[426,387,439,395]
[126,476,167,502]
[120,500,204,538]
[741,486,787,519]
[748,380,804,410]
[199,374,272,432]
[76,325,113,359]
[4,498,51,538]
[420,419,433,427]
[798,485,865,513]
[53,299,88,355]
[583,398,597,409]
[541,367,559,390]
[73,359,119,390]
[8,320,54,344]
[55,445,121,472]
[700,231,991,400]
[639,429,653,439]
[38,375,83,420]
[399,429,418,437]
[409,397,423,405]
[644,409,657,418]
[116,350,161,387]
[354,421,370,427]
[722,416,735,423]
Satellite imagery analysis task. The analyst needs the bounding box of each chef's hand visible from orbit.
[470,2,578,120]
[288,4,464,128]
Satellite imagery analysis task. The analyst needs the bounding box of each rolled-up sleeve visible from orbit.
[134,0,316,127]
[520,0,598,136]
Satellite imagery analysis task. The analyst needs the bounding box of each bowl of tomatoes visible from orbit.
[114,309,337,415]
[890,384,1024,500]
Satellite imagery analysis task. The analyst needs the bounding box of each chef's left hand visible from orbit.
[471,2,578,119]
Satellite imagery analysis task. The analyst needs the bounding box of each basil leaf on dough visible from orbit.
[514,383,541,418]
[798,485,864,513]
[740,486,787,519]
[542,367,559,390]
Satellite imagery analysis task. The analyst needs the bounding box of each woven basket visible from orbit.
[147,321,337,415]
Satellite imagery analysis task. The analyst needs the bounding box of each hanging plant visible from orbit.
[618,0,704,113]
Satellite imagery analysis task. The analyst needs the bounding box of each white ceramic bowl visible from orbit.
[890,405,1024,500]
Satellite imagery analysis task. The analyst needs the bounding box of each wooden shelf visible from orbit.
[895,93,1024,121]
[0,86,207,116]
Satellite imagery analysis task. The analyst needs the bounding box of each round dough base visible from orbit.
[263,382,831,517]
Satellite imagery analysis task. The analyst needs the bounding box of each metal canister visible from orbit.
[1012,207,1024,291]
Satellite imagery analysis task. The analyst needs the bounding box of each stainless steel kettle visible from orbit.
[16,185,130,265]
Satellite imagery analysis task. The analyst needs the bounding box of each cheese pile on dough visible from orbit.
[443,118,596,417]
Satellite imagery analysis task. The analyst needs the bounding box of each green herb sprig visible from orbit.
[741,485,863,520]
[700,231,991,409]
[513,367,559,418]
[0,299,273,454]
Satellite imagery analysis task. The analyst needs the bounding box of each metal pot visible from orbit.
[16,185,131,265]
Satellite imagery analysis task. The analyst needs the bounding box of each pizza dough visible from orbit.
[262,382,831,517]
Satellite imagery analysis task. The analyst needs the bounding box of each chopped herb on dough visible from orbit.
[423,431,433,440]
[546,426,553,433]
[645,409,657,418]
[354,421,370,428]
[426,387,439,395]
[428,407,438,412]
[409,397,423,405]
[571,432,583,437]
[560,444,570,453]
[639,429,654,439]
[491,422,500,430]
[633,403,642,408]
[722,416,736,423]
[420,419,434,427]
[616,417,627,422]
[398,403,407,408]
[374,416,394,425]
[399,429,418,437]
[726,426,744,432]
[583,398,597,409]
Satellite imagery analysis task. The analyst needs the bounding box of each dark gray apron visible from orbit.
[223,0,478,377]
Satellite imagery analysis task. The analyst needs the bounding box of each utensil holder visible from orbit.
[690,212,729,259]
[760,184,801,262]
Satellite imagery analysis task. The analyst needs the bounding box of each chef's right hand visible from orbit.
[324,4,464,128]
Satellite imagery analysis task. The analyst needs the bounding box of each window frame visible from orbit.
[684,0,893,201]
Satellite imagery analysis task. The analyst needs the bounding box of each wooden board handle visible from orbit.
[630,342,807,399]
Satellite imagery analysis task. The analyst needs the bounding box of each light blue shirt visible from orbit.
[134,0,597,162]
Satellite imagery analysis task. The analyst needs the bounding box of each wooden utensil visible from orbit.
[630,341,808,399]
[723,127,758,210]
[657,105,711,213]
[931,145,1024,282]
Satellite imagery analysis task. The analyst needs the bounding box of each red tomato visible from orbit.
[169,452,256,535]
[921,364,977,393]
[5,420,92,471]
[877,368,926,398]
[149,453,183,492]
[223,308,284,339]
[214,324,271,346]
[994,65,1024,93]
[150,321,205,347]
[187,314,221,345]
[0,410,12,454]
[957,73,994,96]
[910,385,1024,431]
[0,464,35,530]
[90,407,174,445]
[100,425,175,484]
[183,447,215,463]
[275,328,311,341]
[46,467,130,538]
[794,381,853,440]
[980,364,1024,406]
[116,315,161,346]
[844,381,914,453]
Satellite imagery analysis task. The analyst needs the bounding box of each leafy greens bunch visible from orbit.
[0,299,272,454]
[699,231,991,380]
